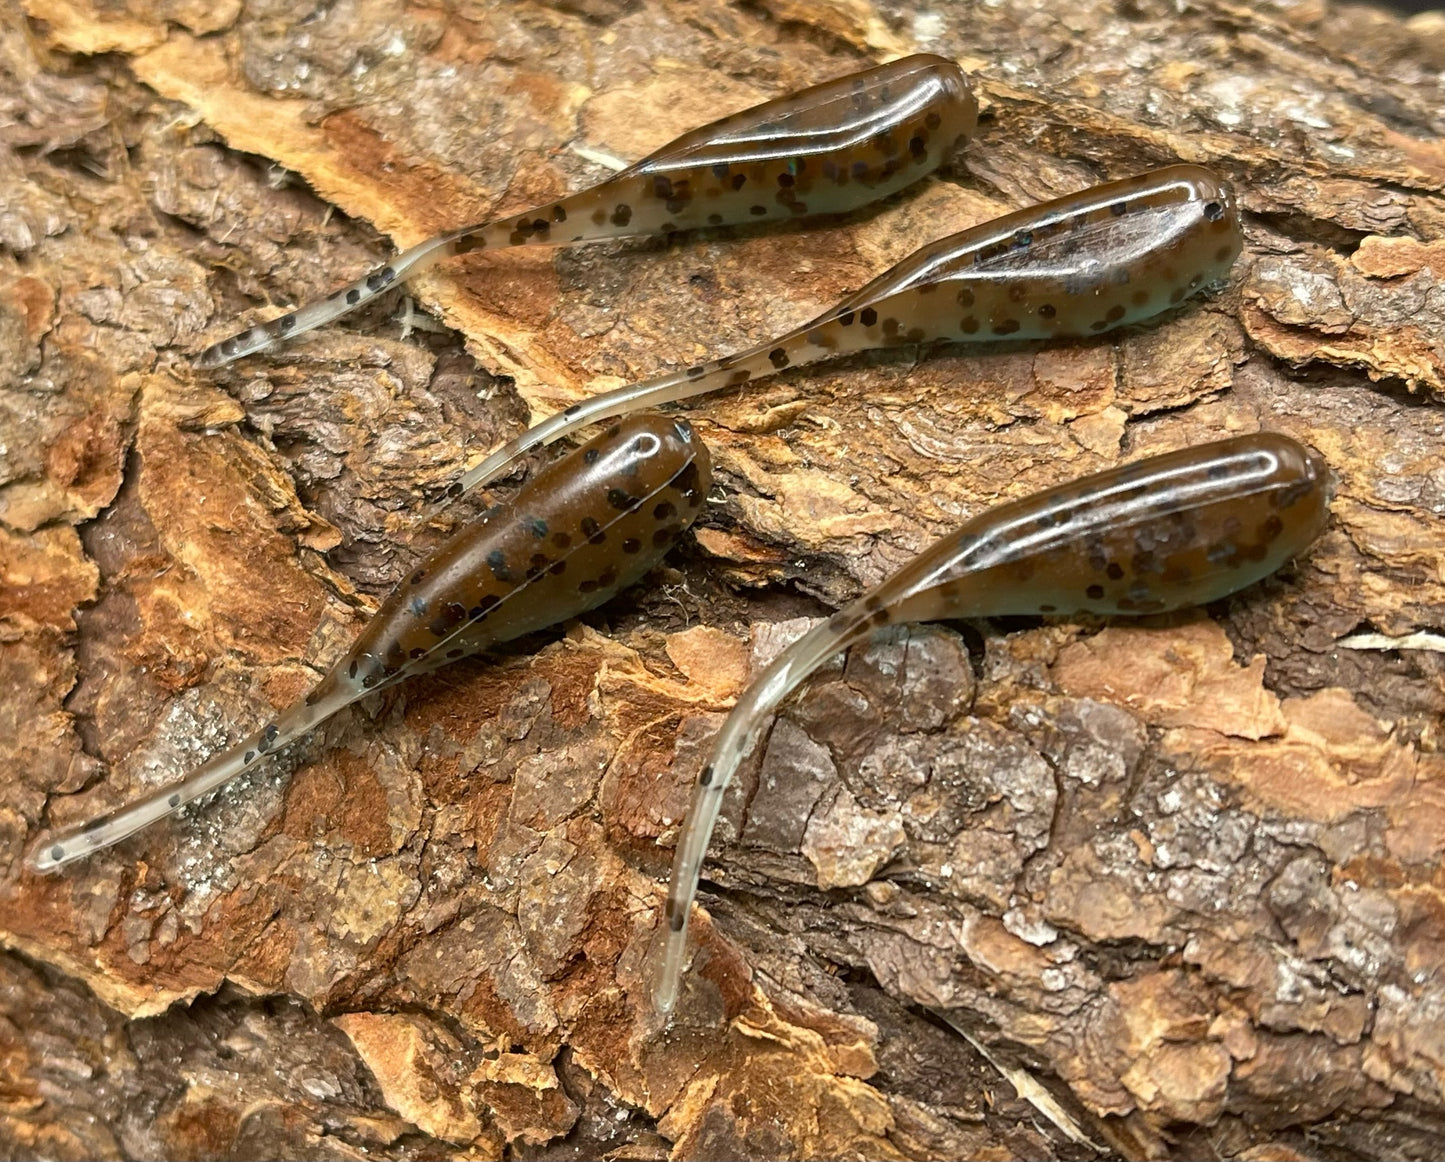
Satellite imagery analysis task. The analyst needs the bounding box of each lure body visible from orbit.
[30,415,712,872]
[456,165,1243,495]
[195,55,977,367]
[651,433,1331,1013]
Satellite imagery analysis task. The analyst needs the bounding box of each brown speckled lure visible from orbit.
[29,414,711,872]
[194,54,977,368]
[650,433,1332,1014]
[454,165,1243,497]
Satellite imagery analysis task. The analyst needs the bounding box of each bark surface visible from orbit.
[2,0,1444,1158]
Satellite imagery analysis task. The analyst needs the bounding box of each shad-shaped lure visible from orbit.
[650,433,1331,1014]
[195,54,977,367]
[29,415,711,872]
[454,165,1243,497]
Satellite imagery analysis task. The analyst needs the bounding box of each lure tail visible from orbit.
[651,604,878,1014]
[193,200,633,369]
[27,673,363,872]
[193,234,460,368]
[455,305,882,495]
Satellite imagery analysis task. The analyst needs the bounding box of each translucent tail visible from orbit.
[650,607,876,1014]
[455,314,866,496]
[27,676,362,872]
[455,363,707,494]
[194,182,638,369]
[193,232,469,368]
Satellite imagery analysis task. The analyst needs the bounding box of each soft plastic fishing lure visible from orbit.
[454,164,1243,497]
[195,54,977,367]
[650,432,1331,1013]
[30,414,711,872]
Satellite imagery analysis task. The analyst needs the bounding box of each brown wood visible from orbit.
[2,0,1443,1158]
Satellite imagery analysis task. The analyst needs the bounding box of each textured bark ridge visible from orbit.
[3,0,1444,1158]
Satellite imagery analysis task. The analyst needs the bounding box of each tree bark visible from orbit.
[3,0,1443,1158]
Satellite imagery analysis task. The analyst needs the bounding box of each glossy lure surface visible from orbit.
[650,433,1331,1014]
[194,54,977,368]
[455,165,1243,496]
[29,415,712,872]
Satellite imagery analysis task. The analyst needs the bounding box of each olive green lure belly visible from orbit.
[456,165,1244,496]
[650,433,1331,1014]
[29,414,712,872]
[195,54,977,368]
